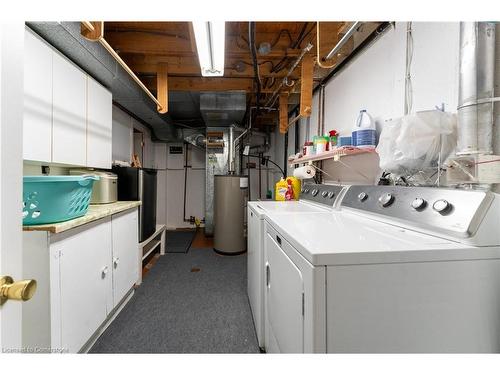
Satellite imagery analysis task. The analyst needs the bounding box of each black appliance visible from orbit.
[112,166,157,242]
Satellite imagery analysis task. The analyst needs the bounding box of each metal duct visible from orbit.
[26,22,180,142]
[184,133,206,148]
[457,22,496,155]
[199,91,247,127]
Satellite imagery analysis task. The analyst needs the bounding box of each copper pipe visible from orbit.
[82,21,95,32]
[81,22,164,112]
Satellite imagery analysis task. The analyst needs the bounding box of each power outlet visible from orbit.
[41,165,50,175]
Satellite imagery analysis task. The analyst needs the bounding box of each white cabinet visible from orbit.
[51,218,113,353]
[52,51,87,166]
[23,30,52,162]
[23,28,113,168]
[111,209,139,307]
[22,208,139,353]
[87,77,112,169]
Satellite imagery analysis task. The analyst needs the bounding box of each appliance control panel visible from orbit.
[300,184,345,207]
[341,185,494,238]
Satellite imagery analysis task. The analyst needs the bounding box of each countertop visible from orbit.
[23,201,141,234]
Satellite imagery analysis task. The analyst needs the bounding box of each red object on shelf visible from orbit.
[285,178,294,201]
[329,129,339,137]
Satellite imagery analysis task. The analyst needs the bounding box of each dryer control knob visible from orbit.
[321,191,329,197]
[304,189,310,194]
[411,198,426,210]
[328,191,335,199]
[311,189,319,197]
[358,192,368,202]
[433,199,451,214]
[378,193,394,207]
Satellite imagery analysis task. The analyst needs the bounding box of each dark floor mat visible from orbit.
[90,248,259,353]
[165,230,196,253]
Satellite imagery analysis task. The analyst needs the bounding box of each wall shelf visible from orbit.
[289,146,377,166]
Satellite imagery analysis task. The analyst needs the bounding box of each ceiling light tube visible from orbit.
[192,21,225,77]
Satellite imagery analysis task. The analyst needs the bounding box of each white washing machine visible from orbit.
[247,184,346,350]
[263,185,500,353]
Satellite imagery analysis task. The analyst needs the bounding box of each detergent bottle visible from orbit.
[352,110,376,148]
[275,177,301,201]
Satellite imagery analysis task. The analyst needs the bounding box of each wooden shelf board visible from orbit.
[289,146,377,165]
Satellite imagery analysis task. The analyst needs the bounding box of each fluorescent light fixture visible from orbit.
[192,21,225,77]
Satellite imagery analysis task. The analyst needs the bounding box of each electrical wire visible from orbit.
[299,22,317,48]
[249,22,262,114]
[270,29,294,48]
[247,154,285,178]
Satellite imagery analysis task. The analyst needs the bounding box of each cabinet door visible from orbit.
[265,231,304,353]
[87,77,112,169]
[52,52,87,166]
[53,219,112,353]
[111,209,139,307]
[23,29,52,162]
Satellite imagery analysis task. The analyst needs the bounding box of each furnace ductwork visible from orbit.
[457,22,496,156]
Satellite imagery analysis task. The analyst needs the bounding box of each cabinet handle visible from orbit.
[101,266,109,279]
[276,235,282,246]
[113,257,120,269]
[251,212,253,217]
[265,263,270,288]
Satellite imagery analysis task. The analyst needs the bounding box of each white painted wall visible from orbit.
[165,143,205,229]
[273,22,462,186]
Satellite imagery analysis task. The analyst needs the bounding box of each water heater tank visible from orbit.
[213,175,248,255]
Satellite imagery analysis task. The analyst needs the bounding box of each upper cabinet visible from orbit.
[52,52,87,166]
[23,28,113,169]
[23,31,52,163]
[87,78,112,169]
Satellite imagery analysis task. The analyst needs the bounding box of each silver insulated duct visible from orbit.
[200,91,247,127]
[457,22,496,155]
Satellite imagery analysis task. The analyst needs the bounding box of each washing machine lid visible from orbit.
[248,200,332,218]
[264,211,494,266]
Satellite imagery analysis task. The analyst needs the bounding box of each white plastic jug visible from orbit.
[352,110,376,148]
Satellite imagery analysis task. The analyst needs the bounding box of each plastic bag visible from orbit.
[376,110,457,175]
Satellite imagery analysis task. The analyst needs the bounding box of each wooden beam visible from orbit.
[141,75,287,93]
[122,54,300,80]
[187,23,197,54]
[157,63,168,113]
[279,92,289,134]
[104,31,304,58]
[300,53,314,117]
[81,21,103,41]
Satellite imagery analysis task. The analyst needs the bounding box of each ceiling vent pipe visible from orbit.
[457,22,496,156]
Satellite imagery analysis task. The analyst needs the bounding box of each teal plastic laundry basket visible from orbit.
[23,175,100,225]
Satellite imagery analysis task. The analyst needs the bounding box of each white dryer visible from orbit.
[263,185,500,353]
[247,184,346,350]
